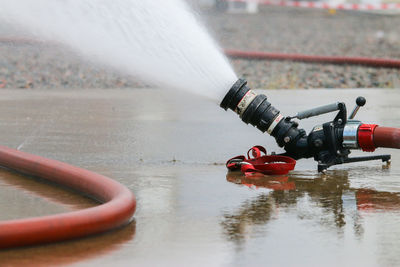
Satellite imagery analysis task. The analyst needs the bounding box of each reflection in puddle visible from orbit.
[223,170,400,244]
[0,222,135,266]
[356,189,400,211]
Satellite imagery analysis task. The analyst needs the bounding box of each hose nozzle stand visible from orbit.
[221,79,391,172]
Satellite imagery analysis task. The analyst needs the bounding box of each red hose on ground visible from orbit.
[373,127,400,149]
[2,38,400,69]
[0,145,136,249]
[225,49,400,69]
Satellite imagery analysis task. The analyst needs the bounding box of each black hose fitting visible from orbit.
[220,79,279,133]
[221,79,310,159]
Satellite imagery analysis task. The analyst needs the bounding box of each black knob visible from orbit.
[356,96,366,107]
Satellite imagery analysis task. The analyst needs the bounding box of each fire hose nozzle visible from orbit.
[220,79,309,158]
[220,78,284,135]
[221,79,391,172]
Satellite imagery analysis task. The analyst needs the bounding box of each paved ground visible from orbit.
[1,89,400,266]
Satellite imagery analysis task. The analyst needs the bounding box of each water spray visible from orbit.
[221,79,393,172]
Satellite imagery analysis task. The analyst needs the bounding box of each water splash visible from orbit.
[0,0,237,101]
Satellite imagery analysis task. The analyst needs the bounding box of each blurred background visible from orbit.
[1,0,399,90]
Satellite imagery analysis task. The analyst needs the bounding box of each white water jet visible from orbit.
[0,0,237,101]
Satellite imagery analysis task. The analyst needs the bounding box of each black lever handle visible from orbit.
[349,96,366,119]
[291,102,340,120]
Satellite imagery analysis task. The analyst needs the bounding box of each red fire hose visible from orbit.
[357,125,400,151]
[0,145,136,249]
[1,38,400,69]
[373,127,400,149]
[225,49,400,69]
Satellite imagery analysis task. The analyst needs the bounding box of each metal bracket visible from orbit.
[318,154,391,173]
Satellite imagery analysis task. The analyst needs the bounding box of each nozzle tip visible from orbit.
[220,78,248,110]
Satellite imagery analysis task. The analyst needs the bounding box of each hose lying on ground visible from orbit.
[0,145,136,249]
[225,49,400,69]
[1,38,400,69]
[374,127,400,149]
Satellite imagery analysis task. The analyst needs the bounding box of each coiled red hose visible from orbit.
[0,145,136,249]
[225,49,400,68]
[373,127,400,149]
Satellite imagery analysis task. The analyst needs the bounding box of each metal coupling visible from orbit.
[342,120,362,149]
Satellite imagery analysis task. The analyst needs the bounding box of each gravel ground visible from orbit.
[203,6,400,89]
[1,5,400,89]
[0,43,146,89]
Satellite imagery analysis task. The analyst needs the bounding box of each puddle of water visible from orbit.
[0,89,400,266]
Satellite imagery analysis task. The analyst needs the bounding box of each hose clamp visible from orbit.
[358,124,378,152]
[342,120,362,149]
[235,90,257,117]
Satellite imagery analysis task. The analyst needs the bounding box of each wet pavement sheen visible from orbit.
[0,88,400,266]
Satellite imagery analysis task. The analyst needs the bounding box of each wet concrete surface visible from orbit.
[0,88,400,266]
